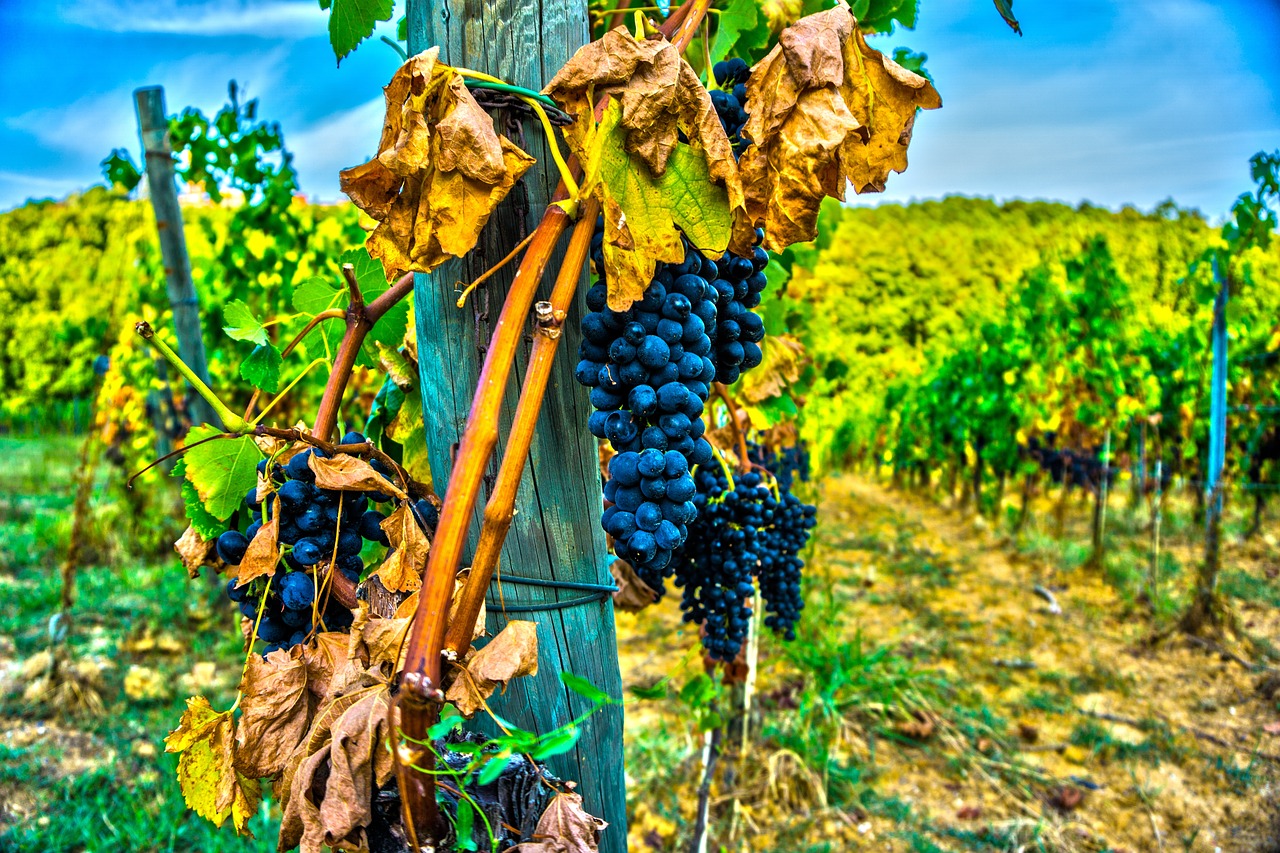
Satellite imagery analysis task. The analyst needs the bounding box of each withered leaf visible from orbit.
[452,568,487,642]
[174,525,223,579]
[739,335,808,405]
[516,792,608,853]
[164,696,259,835]
[544,28,753,311]
[610,559,657,613]
[235,498,280,588]
[309,452,407,499]
[349,604,411,677]
[341,48,535,280]
[278,684,394,853]
[234,647,311,779]
[740,5,940,251]
[444,620,539,717]
[372,502,429,593]
[302,631,351,705]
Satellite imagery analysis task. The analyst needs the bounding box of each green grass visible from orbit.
[0,437,263,853]
[1219,568,1280,608]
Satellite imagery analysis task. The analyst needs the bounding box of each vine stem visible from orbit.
[242,308,345,422]
[311,270,414,442]
[136,321,247,432]
[444,196,600,659]
[713,382,751,469]
[395,1,715,839]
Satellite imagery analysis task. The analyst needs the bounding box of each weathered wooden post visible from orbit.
[134,86,219,429]
[405,2,627,848]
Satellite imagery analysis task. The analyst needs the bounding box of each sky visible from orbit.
[1,0,1277,217]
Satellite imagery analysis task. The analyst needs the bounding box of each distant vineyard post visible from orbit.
[403,0,628,845]
[134,86,219,429]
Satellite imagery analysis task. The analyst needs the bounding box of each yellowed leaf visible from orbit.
[372,502,429,593]
[234,497,280,588]
[544,28,753,311]
[610,559,658,613]
[515,792,608,852]
[233,647,311,779]
[740,5,940,251]
[452,568,486,642]
[163,696,257,835]
[309,452,407,499]
[174,525,222,579]
[341,48,535,280]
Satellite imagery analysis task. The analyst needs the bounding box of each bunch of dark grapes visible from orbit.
[671,465,769,661]
[579,235,720,583]
[749,442,811,493]
[215,431,437,654]
[710,58,751,154]
[752,484,816,642]
[708,245,768,385]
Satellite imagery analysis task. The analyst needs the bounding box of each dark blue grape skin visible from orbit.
[216,530,250,565]
[279,571,315,611]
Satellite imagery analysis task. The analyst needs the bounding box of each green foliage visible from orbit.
[321,0,395,63]
[181,425,261,520]
[100,149,142,192]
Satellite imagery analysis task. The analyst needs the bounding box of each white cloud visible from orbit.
[58,0,327,37]
[6,47,289,160]
[286,96,383,202]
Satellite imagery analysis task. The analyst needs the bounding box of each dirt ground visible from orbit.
[616,474,1280,852]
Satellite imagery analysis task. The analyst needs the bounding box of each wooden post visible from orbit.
[134,86,219,429]
[405,3,627,848]
[1090,429,1111,567]
[1148,459,1163,609]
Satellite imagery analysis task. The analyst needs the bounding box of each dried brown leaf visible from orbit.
[610,559,658,613]
[516,792,608,853]
[738,335,808,405]
[174,525,223,579]
[233,647,310,779]
[302,631,351,706]
[278,684,394,853]
[371,502,429,593]
[309,453,407,499]
[740,6,940,251]
[444,620,539,717]
[341,48,535,280]
[235,498,280,588]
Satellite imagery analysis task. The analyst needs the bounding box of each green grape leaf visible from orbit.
[453,799,477,851]
[859,0,919,34]
[711,0,773,66]
[293,275,345,316]
[183,425,262,520]
[240,343,282,393]
[100,149,142,192]
[223,300,269,346]
[678,673,715,708]
[340,248,409,366]
[476,753,512,787]
[530,724,582,761]
[181,477,227,540]
[892,48,932,83]
[559,672,614,705]
[325,0,395,63]
[629,682,669,700]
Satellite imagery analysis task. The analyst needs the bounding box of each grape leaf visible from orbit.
[738,5,941,252]
[992,0,1022,35]
[235,498,280,587]
[560,671,614,705]
[233,647,310,779]
[101,148,142,192]
[444,621,539,717]
[513,793,607,853]
[324,0,394,63]
[341,48,535,281]
[338,247,410,368]
[183,425,262,520]
[174,525,222,579]
[545,28,752,309]
[711,0,773,65]
[372,503,428,593]
[164,696,260,835]
[240,343,281,393]
[309,453,407,499]
[293,275,344,316]
[860,0,919,34]
[222,300,268,346]
[180,476,226,540]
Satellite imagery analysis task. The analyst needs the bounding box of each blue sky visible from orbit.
[1,0,1277,217]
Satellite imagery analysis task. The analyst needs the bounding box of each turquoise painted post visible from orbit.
[404,2,628,849]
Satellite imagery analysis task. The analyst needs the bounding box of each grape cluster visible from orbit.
[215,431,437,654]
[753,484,816,641]
[579,236,720,579]
[708,245,768,385]
[710,58,751,154]
[749,442,811,495]
[671,465,768,660]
